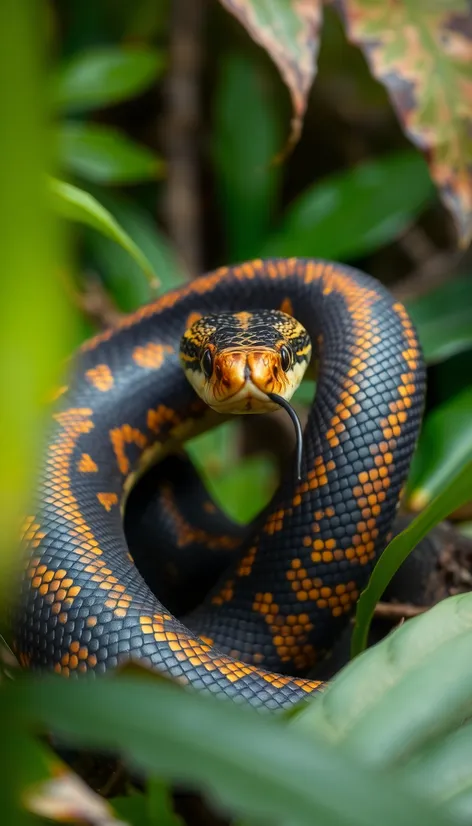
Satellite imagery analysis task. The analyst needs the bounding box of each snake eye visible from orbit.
[201,348,214,379]
[280,345,292,372]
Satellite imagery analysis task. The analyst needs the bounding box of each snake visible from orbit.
[13,257,426,711]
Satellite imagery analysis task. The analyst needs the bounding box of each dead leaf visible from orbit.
[26,771,128,825]
[336,0,472,247]
[218,0,322,151]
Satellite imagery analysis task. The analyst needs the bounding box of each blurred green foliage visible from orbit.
[1,1,472,825]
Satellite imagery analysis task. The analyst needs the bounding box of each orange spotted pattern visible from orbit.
[253,592,315,671]
[110,423,148,475]
[147,405,181,434]
[132,342,173,369]
[86,364,114,392]
[139,613,320,691]
[97,492,119,512]
[161,485,241,552]
[77,453,98,473]
[38,408,134,623]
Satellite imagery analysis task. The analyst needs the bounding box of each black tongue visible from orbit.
[266,392,303,481]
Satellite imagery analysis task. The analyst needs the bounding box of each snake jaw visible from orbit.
[197,349,298,414]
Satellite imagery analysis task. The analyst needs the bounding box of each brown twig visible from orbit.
[161,0,205,277]
[374,601,429,620]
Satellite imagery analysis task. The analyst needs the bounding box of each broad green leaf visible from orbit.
[7,675,451,826]
[406,387,472,511]
[406,274,472,364]
[49,178,158,289]
[336,1,472,246]
[83,189,185,312]
[218,0,322,147]
[397,721,472,826]
[57,122,164,185]
[351,461,472,656]
[212,50,284,260]
[264,151,434,260]
[296,591,472,770]
[52,46,165,112]
[0,0,72,592]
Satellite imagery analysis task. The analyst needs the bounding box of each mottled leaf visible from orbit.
[218,0,322,148]
[336,1,472,246]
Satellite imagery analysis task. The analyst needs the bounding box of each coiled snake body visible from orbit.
[14,258,425,711]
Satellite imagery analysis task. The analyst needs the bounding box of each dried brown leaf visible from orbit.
[218,0,322,150]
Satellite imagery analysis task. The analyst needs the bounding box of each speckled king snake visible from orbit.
[13,258,425,711]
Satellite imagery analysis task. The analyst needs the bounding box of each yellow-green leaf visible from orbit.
[49,178,159,290]
[337,1,472,247]
[218,0,322,148]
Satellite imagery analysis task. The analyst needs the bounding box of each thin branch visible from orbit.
[161,0,205,276]
[374,601,429,620]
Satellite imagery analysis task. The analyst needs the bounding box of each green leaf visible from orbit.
[83,189,186,311]
[264,150,434,261]
[212,50,284,260]
[406,387,472,511]
[52,46,165,112]
[295,590,472,771]
[57,122,164,185]
[6,675,452,826]
[406,275,472,364]
[49,178,158,289]
[397,721,472,826]
[351,461,472,657]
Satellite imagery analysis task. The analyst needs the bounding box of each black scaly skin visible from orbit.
[12,259,425,711]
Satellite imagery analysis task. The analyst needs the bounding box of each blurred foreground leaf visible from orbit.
[49,178,158,289]
[351,461,472,656]
[0,0,71,593]
[265,151,434,260]
[406,388,472,511]
[396,721,472,826]
[218,0,322,149]
[337,1,472,247]
[6,675,452,826]
[406,274,472,364]
[57,122,164,185]
[297,590,472,779]
[53,46,165,112]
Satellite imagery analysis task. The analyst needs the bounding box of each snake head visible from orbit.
[180,309,311,415]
